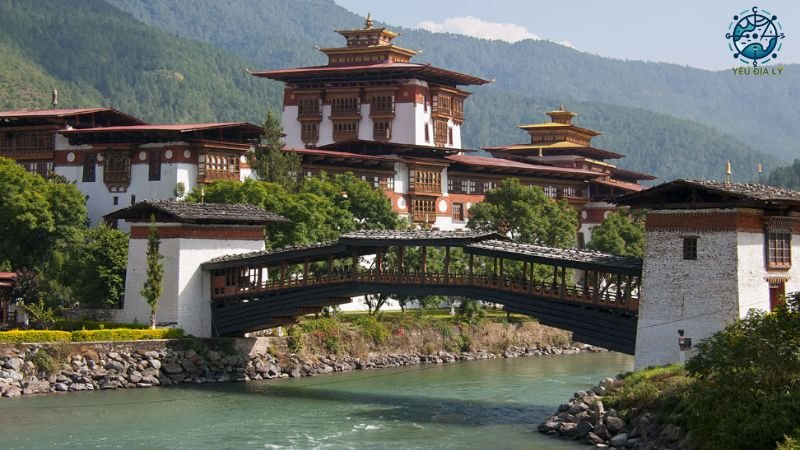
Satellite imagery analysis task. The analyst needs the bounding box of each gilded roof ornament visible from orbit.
[365,13,373,29]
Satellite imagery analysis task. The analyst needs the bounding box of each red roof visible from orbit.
[446,155,600,178]
[0,272,16,280]
[285,148,391,161]
[60,122,261,134]
[0,108,146,125]
[592,178,646,192]
[253,62,490,86]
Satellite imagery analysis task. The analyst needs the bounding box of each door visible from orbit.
[769,281,786,311]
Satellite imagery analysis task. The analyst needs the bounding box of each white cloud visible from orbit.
[416,16,574,48]
[417,16,538,43]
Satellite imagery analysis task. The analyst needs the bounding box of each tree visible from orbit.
[66,224,129,308]
[683,293,800,450]
[140,215,164,329]
[587,210,646,257]
[248,111,300,188]
[467,178,577,247]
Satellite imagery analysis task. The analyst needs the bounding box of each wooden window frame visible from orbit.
[148,151,161,181]
[82,153,96,182]
[452,202,464,222]
[766,229,792,269]
[683,236,698,260]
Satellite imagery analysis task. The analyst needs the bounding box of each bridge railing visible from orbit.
[213,268,639,313]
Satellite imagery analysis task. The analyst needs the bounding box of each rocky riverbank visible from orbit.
[0,338,605,398]
[538,377,692,450]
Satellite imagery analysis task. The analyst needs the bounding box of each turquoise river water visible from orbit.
[0,352,632,449]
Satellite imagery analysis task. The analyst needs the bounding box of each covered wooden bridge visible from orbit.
[202,231,642,353]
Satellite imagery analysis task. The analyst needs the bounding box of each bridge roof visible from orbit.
[338,230,507,247]
[617,179,800,210]
[464,240,642,275]
[106,200,290,225]
[203,230,641,276]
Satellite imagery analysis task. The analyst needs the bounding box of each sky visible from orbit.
[333,0,799,70]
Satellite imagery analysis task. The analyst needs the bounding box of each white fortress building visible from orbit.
[619,179,800,368]
[106,200,288,336]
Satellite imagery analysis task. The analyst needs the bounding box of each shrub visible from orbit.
[70,328,183,342]
[682,294,800,450]
[288,325,304,354]
[354,316,389,345]
[605,365,690,422]
[0,330,71,343]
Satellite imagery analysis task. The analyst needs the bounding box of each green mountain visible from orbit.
[0,0,281,123]
[0,0,781,181]
[106,0,799,162]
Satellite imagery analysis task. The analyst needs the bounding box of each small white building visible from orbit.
[106,200,289,337]
[618,179,800,368]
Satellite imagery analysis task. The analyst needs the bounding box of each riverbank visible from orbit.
[1,320,605,398]
[537,368,693,450]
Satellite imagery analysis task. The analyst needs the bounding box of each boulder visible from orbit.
[576,420,595,438]
[162,361,184,374]
[149,359,162,370]
[605,416,626,433]
[559,422,578,437]
[53,382,69,392]
[538,420,561,433]
[609,432,628,448]
[586,432,605,445]
[2,385,22,398]
[5,357,23,371]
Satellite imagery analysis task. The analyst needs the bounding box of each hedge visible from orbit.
[70,329,184,341]
[0,330,72,343]
[0,328,183,343]
[53,320,150,331]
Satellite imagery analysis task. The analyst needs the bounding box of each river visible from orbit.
[0,352,632,449]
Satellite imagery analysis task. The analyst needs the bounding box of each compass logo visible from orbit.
[726,6,785,67]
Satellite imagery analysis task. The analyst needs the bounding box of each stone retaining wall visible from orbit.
[1,338,605,398]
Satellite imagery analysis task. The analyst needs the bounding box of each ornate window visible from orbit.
[301,122,319,145]
[411,199,436,223]
[543,185,558,198]
[148,151,161,181]
[373,121,392,141]
[297,97,321,119]
[332,121,359,141]
[370,95,395,116]
[433,119,448,147]
[767,229,791,269]
[409,168,441,194]
[452,202,464,222]
[198,152,241,182]
[330,97,360,117]
[683,237,698,260]
[82,153,96,182]
[104,151,131,188]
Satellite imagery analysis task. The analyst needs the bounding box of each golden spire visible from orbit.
[365,12,373,29]
[725,160,732,183]
[559,102,565,112]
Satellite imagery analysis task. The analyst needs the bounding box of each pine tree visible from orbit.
[249,111,300,188]
[140,214,163,329]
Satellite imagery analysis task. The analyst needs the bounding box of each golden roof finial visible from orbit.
[559,102,565,112]
[725,160,732,183]
[365,12,373,29]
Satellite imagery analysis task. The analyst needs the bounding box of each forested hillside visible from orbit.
[0,0,281,123]
[0,0,781,181]
[108,0,800,162]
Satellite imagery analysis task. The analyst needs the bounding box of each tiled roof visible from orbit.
[252,62,490,86]
[465,240,643,274]
[105,200,290,225]
[446,154,600,177]
[60,122,261,134]
[205,241,341,265]
[617,179,800,208]
[0,108,119,118]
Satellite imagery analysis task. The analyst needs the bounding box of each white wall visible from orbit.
[635,226,740,368]
[119,224,265,337]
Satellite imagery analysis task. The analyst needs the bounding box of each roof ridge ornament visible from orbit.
[365,12,373,29]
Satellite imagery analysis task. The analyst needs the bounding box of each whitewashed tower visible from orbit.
[618,179,800,368]
[107,200,288,336]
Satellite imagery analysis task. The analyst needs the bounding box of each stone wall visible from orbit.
[0,337,604,398]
